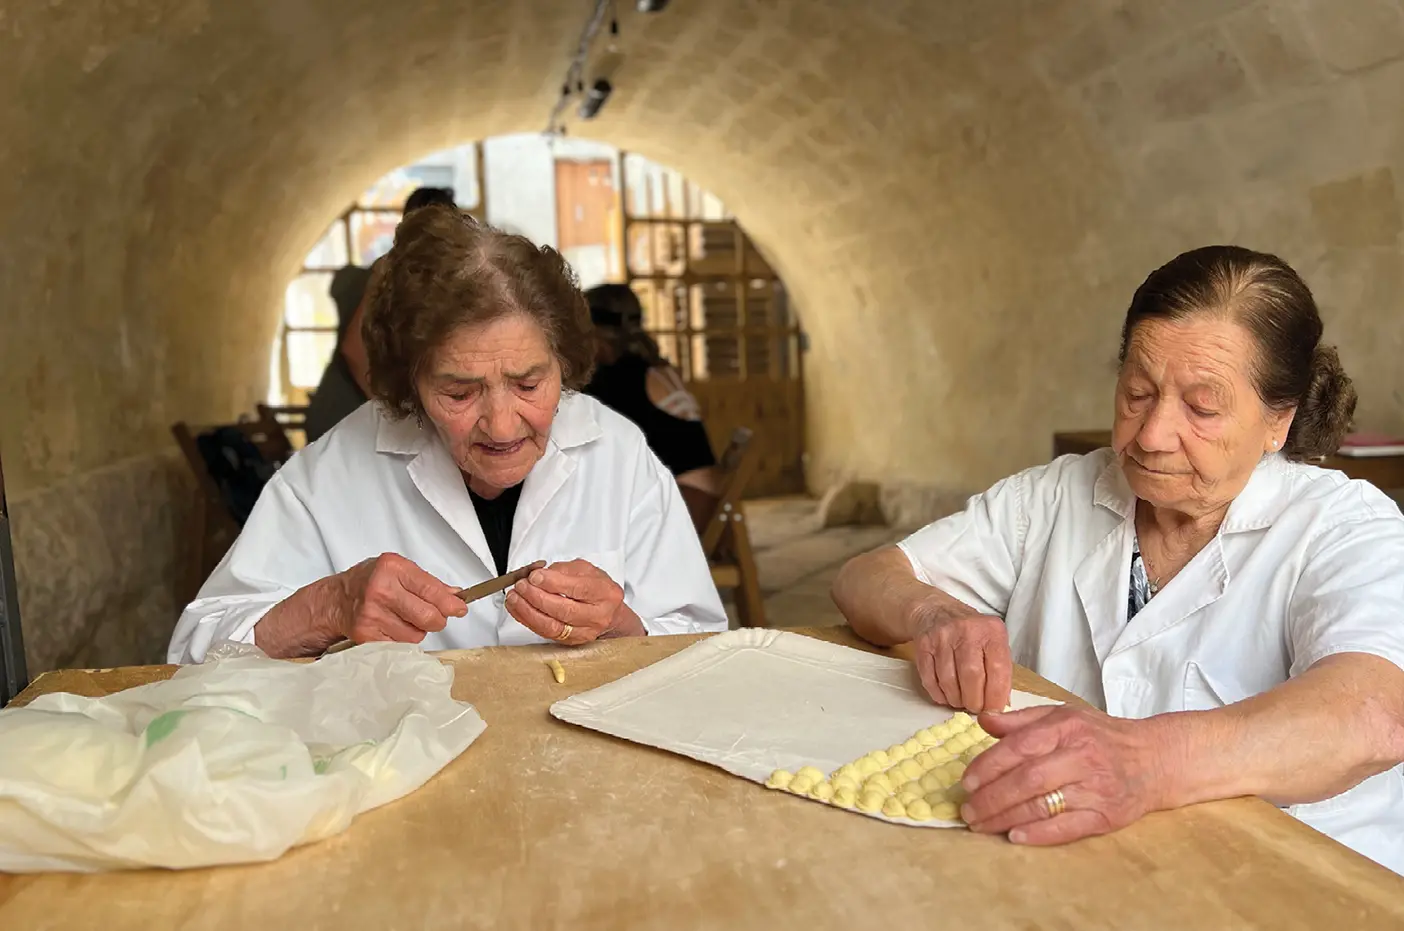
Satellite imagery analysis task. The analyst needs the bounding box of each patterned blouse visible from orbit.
[1127,537,1154,621]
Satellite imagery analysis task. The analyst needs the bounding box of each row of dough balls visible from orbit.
[765,711,999,823]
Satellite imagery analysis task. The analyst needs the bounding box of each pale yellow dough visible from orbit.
[811,781,835,802]
[897,759,924,781]
[833,786,857,809]
[766,769,794,790]
[906,798,934,821]
[546,659,566,684]
[931,801,961,822]
[882,796,907,818]
[857,789,886,812]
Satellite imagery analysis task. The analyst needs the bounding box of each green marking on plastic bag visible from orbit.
[144,710,188,747]
[313,759,330,775]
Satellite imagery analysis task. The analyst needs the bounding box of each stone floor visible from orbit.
[722,497,904,630]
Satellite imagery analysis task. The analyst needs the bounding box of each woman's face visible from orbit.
[416,312,563,497]
[1112,317,1294,519]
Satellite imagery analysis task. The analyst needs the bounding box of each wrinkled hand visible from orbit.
[335,553,467,645]
[506,559,646,644]
[959,705,1166,845]
[913,608,1012,713]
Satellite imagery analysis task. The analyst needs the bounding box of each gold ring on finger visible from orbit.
[1042,788,1066,818]
[554,623,573,643]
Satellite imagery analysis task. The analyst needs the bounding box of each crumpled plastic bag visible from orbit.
[0,641,486,873]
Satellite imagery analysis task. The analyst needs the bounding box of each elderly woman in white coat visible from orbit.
[170,205,726,664]
[834,245,1404,873]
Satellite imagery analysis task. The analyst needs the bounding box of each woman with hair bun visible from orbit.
[835,245,1404,873]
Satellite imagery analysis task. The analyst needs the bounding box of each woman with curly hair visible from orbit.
[170,205,726,663]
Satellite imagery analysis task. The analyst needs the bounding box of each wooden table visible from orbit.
[4,629,1404,930]
[1054,430,1404,490]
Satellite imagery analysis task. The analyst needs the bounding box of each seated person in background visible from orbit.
[304,186,459,443]
[169,205,726,664]
[582,284,724,534]
[833,245,1404,874]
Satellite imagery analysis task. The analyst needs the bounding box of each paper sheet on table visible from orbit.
[550,629,1061,827]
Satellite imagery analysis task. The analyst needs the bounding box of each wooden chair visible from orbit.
[257,403,310,444]
[170,409,294,605]
[0,449,27,706]
[699,428,766,628]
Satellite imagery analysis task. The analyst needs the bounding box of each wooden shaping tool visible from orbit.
[323,560,548,655]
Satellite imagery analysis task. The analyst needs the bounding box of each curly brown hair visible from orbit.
[362,205,596,420]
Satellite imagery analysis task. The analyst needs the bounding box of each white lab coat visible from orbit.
[169,393,727,665]
[899,449,1404,874]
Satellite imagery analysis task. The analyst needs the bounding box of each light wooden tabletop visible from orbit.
[4,628,1404,930]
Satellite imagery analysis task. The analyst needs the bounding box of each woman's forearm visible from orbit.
[1147,653,1404,810]
[253,574,349,659]
[832,546,978,647]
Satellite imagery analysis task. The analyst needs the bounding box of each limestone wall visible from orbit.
[3,0,1404,670]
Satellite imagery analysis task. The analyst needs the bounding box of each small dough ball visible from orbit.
[898,759,924,781]
[981,737,998,751]
[835,764,861,781]
[902,737,922,755]
[766,769,794,790]
[945,733,971,753]
[790,774,817,795]
[933,722,955,740]
[865,772,894,794]
[950,711,974,729]
[906,798,934,821]
[833,786,857,809]
[856,757,882,777]
[912,750,935,770]
[811,781,836,802]
[943,760,967,779]
[886,744,909,762]
[931,768,957,789]
[882,796,907,818]
[969,723,988,740]
[928,747,954,765]
[919,772,944,793]
[960,746,985,764]
[857,789,887,812]
[916,728,940,747]
[924,790,948,807]
[897,783,924,805]
[931,801,961,822]
[796,766,825,784]
[870,750,891,767]
[832,774,860,793]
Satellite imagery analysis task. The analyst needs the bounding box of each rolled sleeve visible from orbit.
[167,474,335,664]
[1289,515,1404,678]
[896,471,1029,618]
[622,442,727,635]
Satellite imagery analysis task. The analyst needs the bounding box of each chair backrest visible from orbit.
[0,449,28,706]
[257,403,309,442]
[171,408,293,527]
[700,427,759,558]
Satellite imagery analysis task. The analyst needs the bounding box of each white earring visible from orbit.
[1272,440,1280,449]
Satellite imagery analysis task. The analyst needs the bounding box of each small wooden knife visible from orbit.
[324,560,548,655]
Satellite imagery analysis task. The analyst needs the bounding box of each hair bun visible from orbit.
[1285,344,1356,459]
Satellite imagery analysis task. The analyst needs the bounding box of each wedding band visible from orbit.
[1043,788,1066,818]
[554,624,573,643]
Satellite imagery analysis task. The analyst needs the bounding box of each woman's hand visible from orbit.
[913,606,1013,713]
[506,560,646,644]
[254,552,466,658]
[959,705,1168,845]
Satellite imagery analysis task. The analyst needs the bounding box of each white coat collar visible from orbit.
[1090,451,1292,535]
[372,391,605,458]
[371,392,605,576]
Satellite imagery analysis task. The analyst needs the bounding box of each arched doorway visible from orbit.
[278,134,807,496]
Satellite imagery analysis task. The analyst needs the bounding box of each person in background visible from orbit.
[581,284,724,533]
[304,187,458,443]
[170,205,725,664]
[832,245,1404,873]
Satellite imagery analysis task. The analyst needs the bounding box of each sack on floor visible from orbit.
[0,642,485,872]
